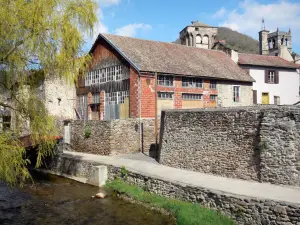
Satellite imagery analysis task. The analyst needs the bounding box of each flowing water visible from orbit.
[0,172,174,225]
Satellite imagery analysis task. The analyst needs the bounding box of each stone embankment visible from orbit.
[45,150,300,225]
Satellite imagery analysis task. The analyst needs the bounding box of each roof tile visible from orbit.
[97,34,254,82]
[239,53,299,69]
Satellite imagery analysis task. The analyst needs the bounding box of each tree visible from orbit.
[0,0,98,185]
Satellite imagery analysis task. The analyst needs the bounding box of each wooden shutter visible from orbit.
[265,70,268,83]
[253,90,257,104]
[275,71,279,84]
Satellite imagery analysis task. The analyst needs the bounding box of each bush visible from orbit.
[84,126,91,138]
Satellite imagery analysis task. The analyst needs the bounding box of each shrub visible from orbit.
[84,126,91,138]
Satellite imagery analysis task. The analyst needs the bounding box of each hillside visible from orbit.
[216,27,258,54]
[174,27,259,54]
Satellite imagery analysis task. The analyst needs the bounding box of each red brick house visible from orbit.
[76,34,254,120]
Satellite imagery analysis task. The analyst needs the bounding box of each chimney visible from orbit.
[230,50,239,64]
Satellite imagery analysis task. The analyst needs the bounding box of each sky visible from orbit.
[84,0,300,53]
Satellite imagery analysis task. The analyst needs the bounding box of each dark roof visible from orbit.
[238,53,299,69]
[95,34,254,82]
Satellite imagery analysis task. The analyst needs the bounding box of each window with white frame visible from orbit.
[210,80,217,89]
[85,65,128,86]
[93,94,100,104]
[268,71,275,83]
[182,77,203,88]
[233,86,240,102]
[105,91,129,105]
[182,93,203,100]
[158,75,173,86]
[115,65,123,81]
[210,95,217,100]
[158,92,173,99]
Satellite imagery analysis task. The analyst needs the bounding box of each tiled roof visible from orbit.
[238,53,299,69]
[95,34,254,82]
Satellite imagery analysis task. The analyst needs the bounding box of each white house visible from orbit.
[238,53,300,105]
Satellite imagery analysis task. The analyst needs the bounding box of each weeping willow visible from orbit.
[0,0,98,185]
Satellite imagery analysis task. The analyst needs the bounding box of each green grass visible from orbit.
[106,179,235,225]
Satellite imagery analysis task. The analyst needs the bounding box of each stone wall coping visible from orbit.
[162,105,300,113]
[62,150,300,206]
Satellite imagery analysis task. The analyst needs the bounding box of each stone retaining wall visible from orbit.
[47,153,300,225]
[159,106,300,187]
[68,119,155,156]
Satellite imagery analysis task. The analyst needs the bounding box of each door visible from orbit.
[262,92,269,104]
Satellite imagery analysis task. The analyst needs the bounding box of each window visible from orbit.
[268,71,275,83]
[85,65,128,86]
[195,28,199,31]
[158,75,173,86]
[265,70,279,84]
[158,92,173,99]
[182,77,203,88]
[182,93,203,100]
[115,65,123,81]
[105,91,129,105]
[233,86,240,102]
[93,94,100,104]
[210,80,217,89]
[210,95,217,100]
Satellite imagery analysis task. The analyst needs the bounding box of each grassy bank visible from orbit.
[106,179,235,225]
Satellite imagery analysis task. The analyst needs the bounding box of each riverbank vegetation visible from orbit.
[106,179,235,225]
[0,0,97,185]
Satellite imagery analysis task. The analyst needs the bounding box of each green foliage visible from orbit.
[121,166,128,180]
[84,125,91,138]
[257,139,267,153]
[0,0,98,185]
[106,179,235,225]
[291,51,297,60]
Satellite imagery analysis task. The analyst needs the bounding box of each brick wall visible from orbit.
[140,73,219,118]
[159,106,300,186]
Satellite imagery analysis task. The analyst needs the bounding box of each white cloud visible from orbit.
[217,1,300,46]
[98,0,121,7]
[212,7,226,19]
[115,23,152,37]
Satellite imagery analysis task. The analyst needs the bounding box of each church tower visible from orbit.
[259,18,269,55]
[267,28,292,56]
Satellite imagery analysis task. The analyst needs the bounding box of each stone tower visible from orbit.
[267,28,292,56]
[180,21,218,49]
[259,30,270,55]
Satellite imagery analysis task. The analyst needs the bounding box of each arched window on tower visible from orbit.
[272,39,276,48]
[281,38,284,45]
[285,38,288,46]
[195,35,201,48]
[269,40,273,49]
[202,35,209,49]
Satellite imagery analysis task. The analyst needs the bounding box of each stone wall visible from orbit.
[159,106,300,186]
[69,119,156,156]
[47,154,300,225]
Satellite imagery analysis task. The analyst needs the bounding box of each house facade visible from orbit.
[239,53,300,105]
[76,33,254,121]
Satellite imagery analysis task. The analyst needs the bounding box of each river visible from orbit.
[0,171,174,225]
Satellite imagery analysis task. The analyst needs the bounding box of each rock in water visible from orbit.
[95,192,106,199]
